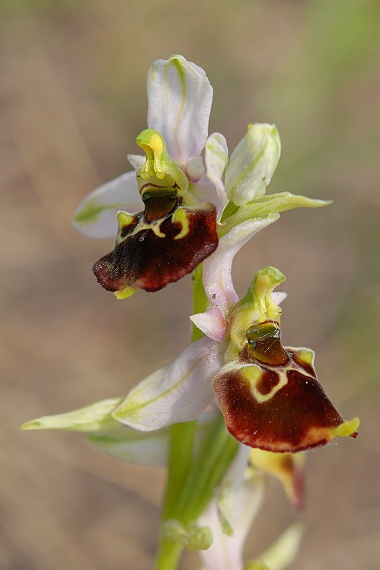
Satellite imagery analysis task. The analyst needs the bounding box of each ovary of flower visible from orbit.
[198,445,265,570]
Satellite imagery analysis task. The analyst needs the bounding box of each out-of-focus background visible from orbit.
[1,0,379,568]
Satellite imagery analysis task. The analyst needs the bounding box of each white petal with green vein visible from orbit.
[113,337,222,431]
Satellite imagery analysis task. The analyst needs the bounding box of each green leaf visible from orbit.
[21,397,124,432]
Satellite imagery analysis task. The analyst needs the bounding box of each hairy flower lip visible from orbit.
[92,202,218,293]
[214,347,358,453]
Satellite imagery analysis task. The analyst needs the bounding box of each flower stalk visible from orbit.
[155,265,239,569]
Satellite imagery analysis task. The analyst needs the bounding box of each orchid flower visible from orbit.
[72,55,328,299]
[112,265,358,452]
[27,260,358,454]
[74,55,219,297]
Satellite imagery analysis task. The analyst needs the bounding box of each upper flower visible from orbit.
[73,55,219,298]
[73,55,324,299]
[91,129,219,296]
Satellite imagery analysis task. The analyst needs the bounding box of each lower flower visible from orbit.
[113,267,358,452]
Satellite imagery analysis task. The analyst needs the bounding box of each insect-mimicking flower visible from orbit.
[72,55,303,299]
[73,56,221,297]
[111,266,359,453]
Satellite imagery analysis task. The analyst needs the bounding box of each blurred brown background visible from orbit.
[1,0,379,568]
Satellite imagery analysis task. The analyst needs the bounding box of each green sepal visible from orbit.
[163,520,213,551]
[219,192,331,238]
[21,397,124,432]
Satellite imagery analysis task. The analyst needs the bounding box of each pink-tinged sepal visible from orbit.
[214,336,359,453]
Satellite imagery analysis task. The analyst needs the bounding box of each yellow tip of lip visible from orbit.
[333,417,360,438]
[114,287,137,300]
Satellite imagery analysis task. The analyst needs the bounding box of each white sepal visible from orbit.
[202,215,279,316]
[72,171,142,239]
[113,337,223,431]
[87,409,218,466]
[147,55,213,166]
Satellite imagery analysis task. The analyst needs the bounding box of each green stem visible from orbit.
[155,420,197,569]
[154,537,183,570]
[162,422,197,520]
[154,264,208,569]
[154,265,239,568]
[177,414,239,523]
